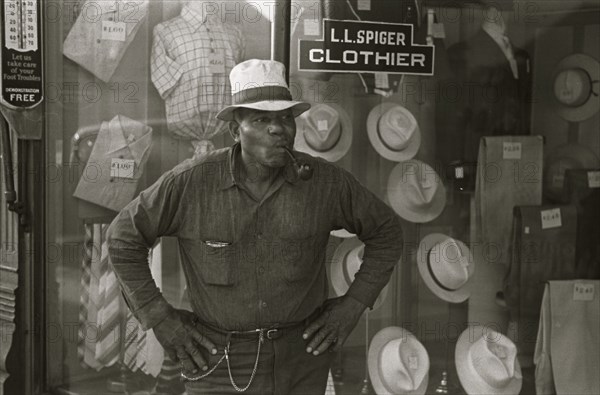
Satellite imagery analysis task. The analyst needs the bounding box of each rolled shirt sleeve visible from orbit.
[150,25,184,99]
[335,169,404,308]
[106,172,182,330]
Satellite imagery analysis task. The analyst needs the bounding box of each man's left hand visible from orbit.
[302,296,368,356]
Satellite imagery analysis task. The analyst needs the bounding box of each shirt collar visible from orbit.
[181,4,220,30]
[220,143,300,190]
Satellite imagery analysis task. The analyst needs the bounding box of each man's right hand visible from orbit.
[153,309,218,374]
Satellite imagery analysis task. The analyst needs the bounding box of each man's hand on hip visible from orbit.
[153,309,217,374]
[302,296,368,356]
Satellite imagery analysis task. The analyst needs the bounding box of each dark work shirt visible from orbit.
[107,144,403,331]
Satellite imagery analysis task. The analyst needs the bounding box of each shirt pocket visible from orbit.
[198,240,237,286]
[277,234,322,284]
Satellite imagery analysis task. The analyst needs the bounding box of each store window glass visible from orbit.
[42,0,599,394]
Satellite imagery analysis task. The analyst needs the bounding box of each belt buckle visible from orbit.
[266,328,278,340]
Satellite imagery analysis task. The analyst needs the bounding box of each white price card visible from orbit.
[357,0,371,11]
[503,142,522,160]
[110,158,135,179]
[573,283,595,301]
[303,19,320,36]
[102,21,127,41]
[375,73,390,89]
[588,171,600,188]
[455,166,464,179]
[552,174,564,188]
[208,53,225,74]
[541,208,562,230]
[317,120,328,131]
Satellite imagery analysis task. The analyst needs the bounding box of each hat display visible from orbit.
[387,160,446,223]
[294,103,352,162]
[367,103,421,162]
[543,142,600,202]
[368,327,430,395]
[552,53,599,122]
[455,326,522,395]
[417,233,474,303]
[330,237,389,310]
[216,59,311,121]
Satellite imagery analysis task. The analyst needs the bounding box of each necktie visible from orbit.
[78,223,93,367]
[83,224,103,369]
[501,35,519,79]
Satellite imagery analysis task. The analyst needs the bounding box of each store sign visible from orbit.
[298,19,434,75]
[1,0,44,109]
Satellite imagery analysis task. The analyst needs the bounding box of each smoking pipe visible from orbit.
[283,147,313,180]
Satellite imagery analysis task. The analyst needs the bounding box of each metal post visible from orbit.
[270,0,292,82]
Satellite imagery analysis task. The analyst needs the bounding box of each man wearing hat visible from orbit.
[107,59,403,394]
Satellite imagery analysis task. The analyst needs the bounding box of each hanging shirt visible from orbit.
[107,144,403,331]
[151,5,245,141]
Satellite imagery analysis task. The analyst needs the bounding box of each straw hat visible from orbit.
[417,233,475,303]
[216,59,310,121]
[294,103,352,162]
[387,160,446,223]
[455,326,522,395]
[552,53,599,122]
[330,237,389,310]
[367,103,421,162]
[368,327,430,395]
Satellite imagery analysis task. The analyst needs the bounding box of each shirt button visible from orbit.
[261,301,267,308]
[256,233,262,239]
[258,266,265,275]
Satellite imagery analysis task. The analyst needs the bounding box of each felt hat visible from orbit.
[417,233,475,303]
[216,59,311,121]
[387,160,446,223]
[455,326,522,395]
[552,53,599,122]
[294,103,352,162]
[367,103,421,162]
[368,327,430,395]
[543,142,600,202]
[330,237,389,310]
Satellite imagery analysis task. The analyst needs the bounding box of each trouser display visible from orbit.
[184,321,334,395]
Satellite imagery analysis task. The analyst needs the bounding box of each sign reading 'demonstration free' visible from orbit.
[299,19,434,75]
[1,0,44,109]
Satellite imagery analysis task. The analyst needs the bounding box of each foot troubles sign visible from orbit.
[299,19,434,75]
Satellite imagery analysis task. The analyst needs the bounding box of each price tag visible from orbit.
[573,283,595,301]
[127,134,136,142]
[317,120,328,131]
[524,226,530,234]
[588,171,600,188]
[208,52,225,74]
[432,23,446,39]
[408,355,418,370]
[374,73,390,89]
[421,174,433,189]
[110,158,135,179]
[503,142,522,160]
[455,166,464,179]
[357,0,371,11]
[303,19,320,36]
[541,208,562,230]
[102,21,127,41]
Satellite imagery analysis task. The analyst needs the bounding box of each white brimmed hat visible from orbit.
[330,237,389,310]
[387,160,446,223]
[417,233,475,303]
[368,327,430,395]
[294,103,352,162]
[216,59,311,121]
[455,326,522,395]
[367,103,421,162]
[552,53,599,122]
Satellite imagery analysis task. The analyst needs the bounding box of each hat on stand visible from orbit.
[330,237,389,310]
[294,103,353,162]
[552,53,599,122]
[368,327,430,395]
[387,160,446,223]
[455,326,523,395]
[417,233,475,303]
[367,103,421,162]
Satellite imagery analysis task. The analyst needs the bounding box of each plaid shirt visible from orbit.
[107,145,404,331]
[151,6,245,141]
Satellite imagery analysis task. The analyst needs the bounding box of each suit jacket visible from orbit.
[438,29,532,165]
